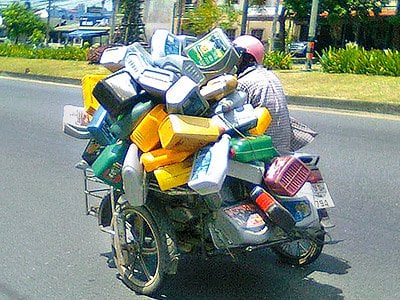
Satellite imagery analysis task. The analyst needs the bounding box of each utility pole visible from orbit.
[46,0,51,45]
[305,0,319,70]
[270,0,280,51]
[241,0,249,35]
[109,0,120,44]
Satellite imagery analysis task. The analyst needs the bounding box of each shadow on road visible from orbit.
[101,249,350,300]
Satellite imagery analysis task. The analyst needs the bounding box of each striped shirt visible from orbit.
[237,66,292,152]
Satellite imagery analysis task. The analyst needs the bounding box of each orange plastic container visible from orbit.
[158,114,221,151]
[153,157,194,191]
[130,104,168,152]
[140,148,194,172]
[81,74,108,115]
[248,107,272,135]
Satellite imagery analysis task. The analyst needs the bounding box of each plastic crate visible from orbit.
[264,155,311,197]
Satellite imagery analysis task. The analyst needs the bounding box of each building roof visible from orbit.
[67,29,108,38]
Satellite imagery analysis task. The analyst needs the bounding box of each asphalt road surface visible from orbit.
[1,76,399,300]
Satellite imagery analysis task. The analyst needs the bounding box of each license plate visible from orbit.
[311,182,335,209]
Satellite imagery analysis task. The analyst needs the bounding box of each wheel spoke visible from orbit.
[138,253,154,281]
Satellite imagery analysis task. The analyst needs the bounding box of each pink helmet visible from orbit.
[233,35,265,64]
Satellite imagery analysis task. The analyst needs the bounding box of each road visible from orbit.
[0,76,399,300]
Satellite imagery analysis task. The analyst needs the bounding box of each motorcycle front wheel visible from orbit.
[271,229,325,266]
[112,204,171,296]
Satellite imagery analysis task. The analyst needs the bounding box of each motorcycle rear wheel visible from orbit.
[112,204,171,296]
[271,229,325,266]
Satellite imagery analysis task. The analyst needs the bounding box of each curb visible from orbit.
[0,71,81,86]
[2,71,399,116]
[287,96,400,116]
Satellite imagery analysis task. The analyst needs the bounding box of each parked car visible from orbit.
[288,41,308,57]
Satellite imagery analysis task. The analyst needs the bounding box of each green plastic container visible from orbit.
[229,135,279,163]
[110,100,154,139]
[91,140,129,189]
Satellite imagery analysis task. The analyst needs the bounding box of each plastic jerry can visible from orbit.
[210,203,269,248]
[229,134,280,163]
[99,45,128,72]
[184,28,240,80]
[81,74,108,115]
[153,157,194,191]
[62,105,91,139]
[188,134,230,195]
[154,54,206,85]
[124,43,154,80]
[211,104,258,135]
[130,104,168,152]
[140,148,194,172]
[151,29,181,60]
[81,138,105,166]
[165,76,209,117]
[122,143,145,207]
[227,159,265,184]
[200,74,238,101]
[264,155,311,197]
[158,114,221,152]
[87,106,116,146]
[110,100,154,139]
[91,140,129,189]
[137,66,178,99]
[248,107,272,136]
[213,90,247,114]
[92,69,146,118]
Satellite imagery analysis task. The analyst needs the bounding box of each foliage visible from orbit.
[29,29,46,46]
[318,43,400,76]
[0,44,88,61]
[182,0,222,35]
[263,51,293,70]
[2,2,47,43]
[284,0,388,22]
[181,0,239,36]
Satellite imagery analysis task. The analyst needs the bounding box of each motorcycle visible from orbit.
[74,147,335,296]
[64,29,335,296]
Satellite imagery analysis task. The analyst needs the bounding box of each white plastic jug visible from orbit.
[188,134,231,195]
[122,143,145,206]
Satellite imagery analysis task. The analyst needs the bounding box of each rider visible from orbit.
[232,35,316,152]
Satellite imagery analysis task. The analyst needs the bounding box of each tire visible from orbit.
[271,229,325,266]
[112,204,174,296]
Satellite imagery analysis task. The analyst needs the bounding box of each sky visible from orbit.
[0,0,112,10]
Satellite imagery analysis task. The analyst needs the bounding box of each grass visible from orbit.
[0,57,110,79]
[0,57,399,106]
[275,65,400,105]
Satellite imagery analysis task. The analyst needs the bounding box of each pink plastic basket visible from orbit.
[264,156,311,196]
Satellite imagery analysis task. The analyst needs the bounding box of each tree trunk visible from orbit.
[278,7,286,51]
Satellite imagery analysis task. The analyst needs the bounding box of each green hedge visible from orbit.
[318,44,400,76]
[0,44,88,61]
[263,51,293,70]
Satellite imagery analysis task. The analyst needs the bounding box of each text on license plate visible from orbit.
[311,182,335,209]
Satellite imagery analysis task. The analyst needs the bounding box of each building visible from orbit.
[143,0,284,46]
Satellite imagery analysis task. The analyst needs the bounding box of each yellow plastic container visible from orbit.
[81,74,108,115]
[153,157,194,191]
[199,74,238,101]
[249,107,272,135]
[140,148,194,172]
[158,114,221,151]
[130,104,168,152]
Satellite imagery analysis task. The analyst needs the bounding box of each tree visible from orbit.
[284,0,388,46]
[114,0,146,44]
[2,2,46,44]
[182,0,239,36]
